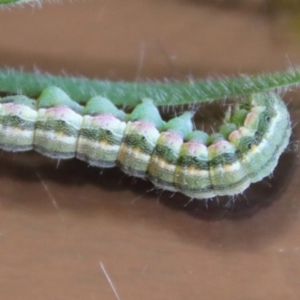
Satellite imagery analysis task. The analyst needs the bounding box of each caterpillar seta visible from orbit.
[0,86,291,199]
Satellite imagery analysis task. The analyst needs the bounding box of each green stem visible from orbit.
[0,68,300,106]
[0,0,36,6]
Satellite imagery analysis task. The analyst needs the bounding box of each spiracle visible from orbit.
[0,86,291,199]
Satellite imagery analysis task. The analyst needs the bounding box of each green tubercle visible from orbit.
[127,99,164,130]
[162,112,193,138]
[0,95,36,110]
[37,86,83,114]
[83,96,126,120]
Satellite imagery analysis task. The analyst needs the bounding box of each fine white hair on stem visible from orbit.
[99,262,121,300]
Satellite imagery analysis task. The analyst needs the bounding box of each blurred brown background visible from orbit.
[1,0,300,299]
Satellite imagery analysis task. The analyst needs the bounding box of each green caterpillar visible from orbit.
[0,86,291,199]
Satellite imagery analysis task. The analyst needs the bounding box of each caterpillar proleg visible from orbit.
[0,86,291,199]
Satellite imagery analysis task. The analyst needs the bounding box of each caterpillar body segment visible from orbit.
[77,114,126,168]
[173,132,213,199]
[34,105,83,159]
[0,87,291,199]
[117,121,161,178]
[0,95,38,152]
[148,112,194,192]
[117,99,164,178]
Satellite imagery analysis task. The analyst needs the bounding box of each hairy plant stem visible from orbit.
[0,0,37,6]
[0,68,300,106]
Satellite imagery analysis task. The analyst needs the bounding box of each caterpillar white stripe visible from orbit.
[0,86,291,199]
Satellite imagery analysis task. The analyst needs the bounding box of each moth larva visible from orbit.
[0,86,291,199]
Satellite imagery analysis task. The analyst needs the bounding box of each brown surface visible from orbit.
[1,1,300,299]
